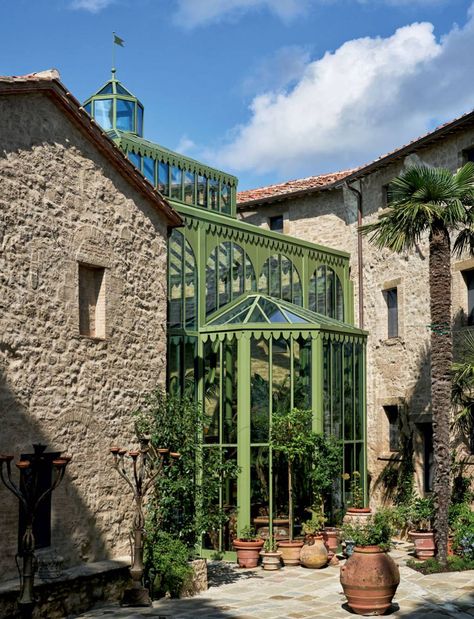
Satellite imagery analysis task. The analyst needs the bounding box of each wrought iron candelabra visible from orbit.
[0,444,71,619]
[110,437,180,607]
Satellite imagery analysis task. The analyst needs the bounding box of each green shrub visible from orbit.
[452,506,474,560]
[341,509,396,552]
[238,525,258,541]
[144,530,192,599]
[407,555,474,574]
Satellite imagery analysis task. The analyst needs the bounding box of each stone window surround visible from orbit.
[380,277,404,343]
[78,263,106,340]
[376,396,405,460]
[453,257,474,326]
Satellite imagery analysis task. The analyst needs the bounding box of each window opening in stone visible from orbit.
[384,287,398,338]
[463,270,474,325]
[79,265,106,338]
[384,405,399,452]
[269,215,284,233]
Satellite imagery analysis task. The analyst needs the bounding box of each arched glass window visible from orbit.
[168,230,197,329]
[309,265,344,320]
[258,254,302,305]
[206,242,256,316]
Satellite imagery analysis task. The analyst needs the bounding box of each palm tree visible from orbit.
[362,163,474,565]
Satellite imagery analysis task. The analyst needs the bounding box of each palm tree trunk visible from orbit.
[429,225,452,566]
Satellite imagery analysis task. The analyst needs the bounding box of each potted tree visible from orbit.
[340,509,400,616]
[271,408,316,565]
[300,509,328,569]
[342,471,371,525]
[233,526,264,568]
[405,496,435,560]
[259,537,282,571]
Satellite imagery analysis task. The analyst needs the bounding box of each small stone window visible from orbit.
[384,287,398,338]
[269,215,284,233]
[463,147,474,163]
[463,270,474,326]
[79,264,106,338]
[384,405,400,452]
[382,184,390,207]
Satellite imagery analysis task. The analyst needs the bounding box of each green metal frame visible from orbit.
[84,78,369,560]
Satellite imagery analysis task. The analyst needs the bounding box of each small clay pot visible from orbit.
[260,550,282,570]
[300,535,328,569]
[277,540,304,566]
[408,531,435,560]
[233,539,264,568]
[340,545,400,616]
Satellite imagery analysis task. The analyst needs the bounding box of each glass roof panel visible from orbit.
[98,83,113,95]
[248,306,267,322]
[210,297,255,325]
[283,310,307,323]
[116,82,133,96]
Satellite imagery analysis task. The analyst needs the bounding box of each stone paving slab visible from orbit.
[73,547,474,619]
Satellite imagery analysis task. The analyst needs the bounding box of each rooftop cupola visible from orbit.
[83,69,144,136]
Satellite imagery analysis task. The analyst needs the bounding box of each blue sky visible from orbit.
[2,0,474,190]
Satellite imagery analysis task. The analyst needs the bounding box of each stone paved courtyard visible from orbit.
[74,543,474,619]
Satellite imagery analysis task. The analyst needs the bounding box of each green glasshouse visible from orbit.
[85,74,368,558]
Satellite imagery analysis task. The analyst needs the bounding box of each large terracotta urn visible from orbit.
[340,545,400,616]
[233,539,264,568]
[300,535,328,569]
[408,531,435,560]
[277,540,304,566]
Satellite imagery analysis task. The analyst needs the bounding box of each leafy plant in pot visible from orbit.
[260,537,282,571]
[340,509,400,616]
[271,407,315,565]
[343,471,371,525]
[233,526,264,568]
[404,496,435,560]
[300,509,328,569]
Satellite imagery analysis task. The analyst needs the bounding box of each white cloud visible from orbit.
[208,6,474,177]
[71,0,115,12]
[242,46,312,96]
[175,135,197,155]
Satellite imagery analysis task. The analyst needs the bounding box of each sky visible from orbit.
[1,0,474,190]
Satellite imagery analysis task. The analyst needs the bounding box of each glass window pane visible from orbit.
[269,255,280,297]
[128,151,142,170]
[143,156,155,184]
[168,335,182,396]
[336,277,344,321]
[222,447,238,551]
[158,162,169,195]
[168,231,183,328]
[294,337,311,410]
[245,254,256,292]
[223,340,238,444]
[251,447,270,524]
[204,341,220,444]
[206,248,217,316]
[84,102,92,116]
[184,171,195,205]
[258,258,269,294]
[184,240,196,329]
[94,99,113,130]
[385,288,398,337]
[232,245,244,299]
[272,337,291,414]
[209,179,219,210]
[197,175,207,206]
[281,257,291,302]
[332,341,343,438]
[218,243,231,308]
[355,344,363,440]
[316,266,326,315]
[137,105,144,136]
[116,99,135,131]
[171,166,183,200]
[292,267,302,306]
[323,341,331,435]
[326,267,335,317]
[98,83,113,95]
[184,337,197,399]
[344,342,354,440]
[221,184,231,214]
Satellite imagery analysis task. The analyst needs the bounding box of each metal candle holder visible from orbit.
[110,437,180,607]
[0,444,71,619]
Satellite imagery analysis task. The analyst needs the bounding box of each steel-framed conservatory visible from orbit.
[85,74,368,559]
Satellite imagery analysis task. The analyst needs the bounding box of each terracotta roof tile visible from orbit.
[237,169,353,205]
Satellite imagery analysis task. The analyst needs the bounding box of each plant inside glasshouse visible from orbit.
[134,390,240,594]
[233,526,264,568]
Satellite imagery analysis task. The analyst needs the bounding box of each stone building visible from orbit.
[0,69,181,590]
[238,113,474,504]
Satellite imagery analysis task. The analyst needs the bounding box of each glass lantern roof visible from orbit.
[206,293,352,327]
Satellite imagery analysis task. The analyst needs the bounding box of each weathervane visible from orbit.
[112,31,125,79]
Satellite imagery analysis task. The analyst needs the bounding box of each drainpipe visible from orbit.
[345,181,364,330]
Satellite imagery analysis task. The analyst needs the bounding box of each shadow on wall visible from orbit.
[0,362,112,581]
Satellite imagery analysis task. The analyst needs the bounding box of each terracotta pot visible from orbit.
[260,550,282,570]
[340,545,400,616]
[408,531,435,560]
[343,507,372,527]
[277,540,304,566]
[300,535,328,569]
[322,527,340,559]
[233,539,264,568]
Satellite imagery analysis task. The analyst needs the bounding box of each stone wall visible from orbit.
[240,127,474,503]
[0,93,169,580]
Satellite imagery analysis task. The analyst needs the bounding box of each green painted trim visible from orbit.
[312,335,324,433]
[237,335,251,535]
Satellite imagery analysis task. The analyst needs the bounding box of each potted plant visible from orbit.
[340,509,400,616]
[271,408,315,565]
[300,509,328,569]
[405,496,435,560]
[259,537,282,571]
[233,526,264,568]
[342,471,371,525]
